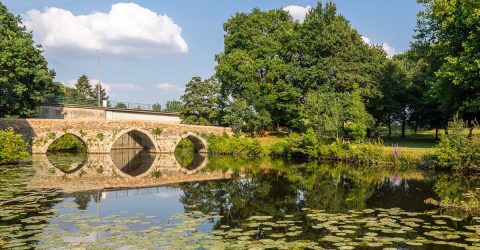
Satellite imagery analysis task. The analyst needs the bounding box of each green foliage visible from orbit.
[0,3,58,118]
[47,134,86,152]
[181,76,221,125]
[206,134,265,157]
[303,85,373,141]
[222,99,271,135]
[74,75,94,99]
[163,100,182,112]
[152,103,162,112]
[415,0,480,124]
[216,3,385,132]
[96,133,104,141]
[0,128,29,164]
[92,82,108,102]
[115,102,127,109]
[432,115,480,171]
[151,128,163,137]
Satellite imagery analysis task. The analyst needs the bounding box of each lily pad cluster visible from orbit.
[0,166,63,249]
[29,205,480,249]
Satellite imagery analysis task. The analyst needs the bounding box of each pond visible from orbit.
[0,150,479,249]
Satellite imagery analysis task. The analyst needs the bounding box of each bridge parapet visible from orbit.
[0,119,232,154]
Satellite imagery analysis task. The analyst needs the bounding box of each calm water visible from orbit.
[0,151,479,249]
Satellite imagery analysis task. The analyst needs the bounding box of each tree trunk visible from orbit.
[401,119,406,138]
[388,115,392,140]
[435,127,439,141]
[444,125,449,135]
[468,127,473,139]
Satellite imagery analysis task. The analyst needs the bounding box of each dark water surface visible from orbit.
[0,151,479,249]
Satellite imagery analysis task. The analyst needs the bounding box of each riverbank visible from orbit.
[205,125,480,171]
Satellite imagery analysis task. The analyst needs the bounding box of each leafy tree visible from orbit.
[163,100,182,112]
[0,2,57,118]
[303,89,346,139]
[152,103,162,112]
[92,82,108,103]
[303,85,372,141]
[373,59,408,139]
[414,0,480,129]
[74,75,94,100]
[216,8,302,130]
[115,102,127,109]
[299,2,386,100]
[222,99,271,135]
[180,76,221,125]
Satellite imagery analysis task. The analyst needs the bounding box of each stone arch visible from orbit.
[108,128,159,178]
[109,128,159,153]
[174,132,208,174]
[43,132,88,154]
[177,132,208,153]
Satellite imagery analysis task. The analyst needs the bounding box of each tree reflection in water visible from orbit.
[47,152,87,174]
[177,158,436,233]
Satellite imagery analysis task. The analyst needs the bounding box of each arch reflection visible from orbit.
[46,152,87,174]
[175,137,207,172]
[110,149,156,177]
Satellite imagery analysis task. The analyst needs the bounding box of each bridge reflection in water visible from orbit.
[111,149,156,177]
[29,150,231,193]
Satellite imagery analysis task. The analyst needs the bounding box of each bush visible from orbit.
[433,116,480,171]
[206,134,265,157]
[48,134,86,152]
[0,128,29,164]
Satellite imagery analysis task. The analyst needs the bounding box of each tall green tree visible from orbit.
[303,84,373,141]
[299,2,386,99]
[0,2,57,117]
[180,76,221,125]
[414,0,480,130]
[152,103,162,112]
[216,8,302,130]
[92,82,108,103]
[74,75,94,100]
[164,100,182,112]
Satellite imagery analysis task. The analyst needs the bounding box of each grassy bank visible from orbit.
[205,125,480,170]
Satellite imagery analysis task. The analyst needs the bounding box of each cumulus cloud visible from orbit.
[283,5,311,23]
[23,3,188,58]
[154,83,184,92]
[361,36,397,58]
[361,36,371,45]
[381,42,397,58]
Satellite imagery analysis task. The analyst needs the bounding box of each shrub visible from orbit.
[433,116,480,171]
[0,128,29,164]
[48,134,86,152]
[206,134,264,157]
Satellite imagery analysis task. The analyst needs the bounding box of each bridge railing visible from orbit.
[45,97,162,112]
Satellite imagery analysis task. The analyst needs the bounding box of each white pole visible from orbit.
[96,50,101,106]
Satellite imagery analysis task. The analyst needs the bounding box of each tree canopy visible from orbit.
[0,2,57,117]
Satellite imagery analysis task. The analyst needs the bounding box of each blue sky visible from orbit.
[3,0,422,105]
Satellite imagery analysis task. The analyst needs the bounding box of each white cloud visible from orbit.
[23,3,188,58]
[361,36,371,44]
[381,42,397,58]
[283,5,311,23]
[154,83,184,92]
[361,36,397,58]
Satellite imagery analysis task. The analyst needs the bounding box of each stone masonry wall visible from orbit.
[0,119,232,154]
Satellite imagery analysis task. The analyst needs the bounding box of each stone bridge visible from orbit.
[0,119,232,154]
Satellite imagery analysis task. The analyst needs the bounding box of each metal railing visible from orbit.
[45,96,163,112]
